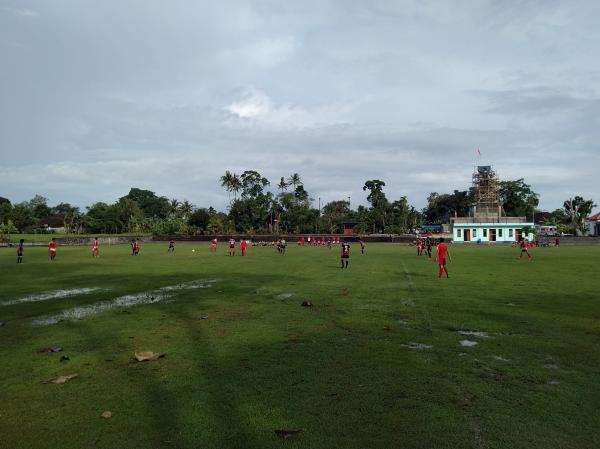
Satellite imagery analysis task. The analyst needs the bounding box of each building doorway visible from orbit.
[464,229,471,241]
[489,229,496,242]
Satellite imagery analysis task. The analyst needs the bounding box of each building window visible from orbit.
[457,229,462,238]
[473,229,477,238]
[498,228,503,238]
[483,229,488,237]
[509,229,514,238]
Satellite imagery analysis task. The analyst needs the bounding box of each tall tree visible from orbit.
[277,177,289,193]
[220,171,235,203]
[563,196,596,235]
[287,173,302,190]
[499,179,539,217]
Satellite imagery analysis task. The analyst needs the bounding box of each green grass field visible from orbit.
[1,243,599,449]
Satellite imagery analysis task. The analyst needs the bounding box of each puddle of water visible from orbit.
[493,355,509,361]
[1,288,102,306]
[401,342,432,350]
[277,293,294,300]
[31,280,214,326]
[457,330,490,338]
[543,364,559,370]
[459,340,478,347]
[547,380,560,385]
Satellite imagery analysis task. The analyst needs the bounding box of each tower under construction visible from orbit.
[471,165,501,220]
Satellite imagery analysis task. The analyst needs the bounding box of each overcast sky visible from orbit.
[1,0,599,212]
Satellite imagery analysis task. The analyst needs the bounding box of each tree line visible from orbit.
[0,172,595,236]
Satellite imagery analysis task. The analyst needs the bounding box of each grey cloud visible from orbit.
[0,0,598,214]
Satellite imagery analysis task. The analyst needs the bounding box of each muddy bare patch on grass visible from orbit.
[457,330,491,338]
[401,342,432,350]
[1,288,102,306]
[31,280,215,326]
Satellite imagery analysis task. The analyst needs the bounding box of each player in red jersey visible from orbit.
[240,239,247,256]
[228,238,235,256]
[92,237,99,258]
[340,240,350,269]
[48,238,57,261]
[518,238,532,260]
[416,238,423,256]
[133,238,140,256]
[210,238,217,252]
[435,238,451,278]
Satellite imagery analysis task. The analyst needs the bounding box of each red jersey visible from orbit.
[93,239,99,248]
[521,240,529,250]
[211,239,217,245]
[133,241,139,249]
[436,243,448,260]
[417,239,422,247]
[240,240,247,249]
[49,241,57,251]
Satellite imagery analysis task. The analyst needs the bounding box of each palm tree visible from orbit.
[169,199,180,217]
[178,200,194,219]
[277,177,289,193]
[287,173,302,190]
[220,171,235,203]
[231,173,242,201]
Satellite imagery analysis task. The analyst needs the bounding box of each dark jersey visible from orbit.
[341,243,350,257]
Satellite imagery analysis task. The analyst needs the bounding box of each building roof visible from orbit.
[36,215,65,228]
[588,212,600,221]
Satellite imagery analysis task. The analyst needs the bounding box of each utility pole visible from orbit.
[317,197,321,233]
[347,196,351,209]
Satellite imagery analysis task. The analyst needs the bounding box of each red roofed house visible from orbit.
[586,212,600,236]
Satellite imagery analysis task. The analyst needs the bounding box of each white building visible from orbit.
[451,166,534,243]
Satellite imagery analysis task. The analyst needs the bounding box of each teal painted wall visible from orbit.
[452,223,534,242]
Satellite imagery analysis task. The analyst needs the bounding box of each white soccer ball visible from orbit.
[192,249,196,252]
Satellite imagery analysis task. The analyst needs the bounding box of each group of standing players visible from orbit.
[417,237,451,278]
[14,233,532,280]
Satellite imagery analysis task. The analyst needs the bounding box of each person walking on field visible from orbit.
[17,239,24,264]
[340,240,350,269]
[168,239,175,253]
[425,237,432,258]
[210,238,217,252]
[48,238,57,261]
[240,238,247,256]
[228,238,236,256]
[435,238,451,278]
[518,238,532,261]
[133,238,140,256]
[92,237,100,258]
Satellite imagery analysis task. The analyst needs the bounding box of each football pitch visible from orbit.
[0,243,599,449]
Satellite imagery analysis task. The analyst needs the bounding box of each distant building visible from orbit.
[586,212,600,236]
[451,166,534,243]
[35,215,66,234]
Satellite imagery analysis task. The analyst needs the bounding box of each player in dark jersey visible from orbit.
[359,239,365,255]
[17,239,24,264]
[228,238,236,256]
[168,240,175,253]
[340,241,350,269]
[425,237,432,258]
